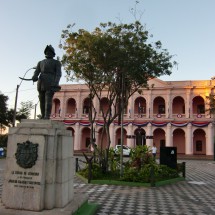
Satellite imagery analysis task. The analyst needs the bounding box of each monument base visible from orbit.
[1,119,79,212]
[0,193,88,215]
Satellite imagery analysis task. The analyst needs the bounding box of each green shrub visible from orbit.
[109,147,120,172]
[123,163,179,183]
[0,134,7,148]
[78,163,103,179]
[155,165,179,181]
[79,145,179,183]
[129,145,154,170]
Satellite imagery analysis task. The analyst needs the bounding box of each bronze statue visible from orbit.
[32,45,62,119]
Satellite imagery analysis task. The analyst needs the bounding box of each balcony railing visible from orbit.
[172,113,186,119]
[134,113,146,118]
[65,113,78,118]
[51,113,61,118]
[51,110,208,120]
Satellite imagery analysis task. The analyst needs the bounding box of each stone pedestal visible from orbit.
[2,119,74,211]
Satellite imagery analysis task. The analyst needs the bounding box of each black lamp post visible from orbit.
[12,67,36,127]
[120,72,125,177]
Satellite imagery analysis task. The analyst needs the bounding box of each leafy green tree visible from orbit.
[16,101,34,121]
[5,101,34,127]
[0,134,8,148]
[206,94,215,117]
[0,93,9,130]
[60,21,176,171]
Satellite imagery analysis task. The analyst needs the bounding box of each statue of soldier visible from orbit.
[32,45,62,119]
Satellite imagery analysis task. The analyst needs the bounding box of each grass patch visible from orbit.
[76,173,185,187]
[73,201,99,215]
[91,177,184,187]
[90,179,151,187]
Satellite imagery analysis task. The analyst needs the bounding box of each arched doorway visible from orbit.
[52,98,61,116]
[192,96,205,118]
[66,98,76,116]
[134,97,146,117]
[193,129,206,155]
[172,96,185,117]
[115,128,127,146]
[153,96,165,118]
[173,128,185,154]
[100,97,109,116]
[83,97,90,114]
[153,128,165,149]
[134,128,146,146]
[81,127,91,150]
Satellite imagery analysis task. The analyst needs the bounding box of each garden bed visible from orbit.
[76,172,185,187]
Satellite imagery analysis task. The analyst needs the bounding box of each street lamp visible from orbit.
[120,72,125,177]
[12,67,36,127]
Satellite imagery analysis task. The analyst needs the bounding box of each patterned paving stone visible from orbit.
[72,160,215,215]
[0,159,215,214]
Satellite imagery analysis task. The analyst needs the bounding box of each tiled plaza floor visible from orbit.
[1,159,215,214]
[74,159,215,215]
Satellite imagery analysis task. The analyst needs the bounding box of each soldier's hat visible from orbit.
[44,45,55,55]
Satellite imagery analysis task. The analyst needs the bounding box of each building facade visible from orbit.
[51,78,215,155]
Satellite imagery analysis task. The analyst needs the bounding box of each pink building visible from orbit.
[51,78,215,156]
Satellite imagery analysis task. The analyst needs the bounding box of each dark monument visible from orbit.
[160,146,177,169]
[32,45,62,119]
[0,46,87,213]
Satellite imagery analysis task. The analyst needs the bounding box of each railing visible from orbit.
[65,113,78,118]
[52,111,207,120]
[51,113,61,118]
[134,113,146,118]
[193,113,206,119]
[81,114,89,118]
[172,113,186,119]
[153,113,165,119]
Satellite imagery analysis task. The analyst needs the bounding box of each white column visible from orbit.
[61,95,67,117]
[146,123,153,147]
[127,123,133,148]
[109,123,115,148]
[147,90,152,118]
[76,91,81,118]
[166,123,173,146]
[186,88,192,118]
[74,123,80,150]
[166,90,171,118]
[128,96,134,118]
[185,123,193,154]
[206,123,214,155]
[113,129,117,147]
[95,130,99,148]
[60,92,65,118]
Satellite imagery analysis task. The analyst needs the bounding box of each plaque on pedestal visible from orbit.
[2,120,74,211]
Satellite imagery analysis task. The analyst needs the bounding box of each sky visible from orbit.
[1,0,215,116]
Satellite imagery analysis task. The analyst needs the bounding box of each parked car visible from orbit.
[114,145,131,156]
